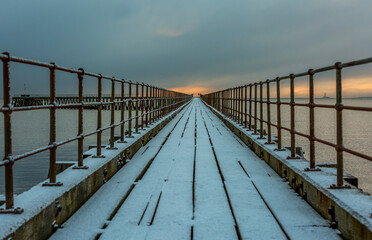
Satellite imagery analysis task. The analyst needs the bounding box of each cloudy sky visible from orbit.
[1,0,372,96]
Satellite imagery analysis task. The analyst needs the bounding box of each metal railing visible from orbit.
[201,57,372,190]
[0,52,192,213]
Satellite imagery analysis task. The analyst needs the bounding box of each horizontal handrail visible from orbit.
[0,52,192,213]
[201,57,372,190]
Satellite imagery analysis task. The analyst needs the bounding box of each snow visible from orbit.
[205,99,372,235]
[200,102,339,239]
[49,98,342,240]
[0,101,190,240]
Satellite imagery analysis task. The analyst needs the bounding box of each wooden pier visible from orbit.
[49,99,341,240]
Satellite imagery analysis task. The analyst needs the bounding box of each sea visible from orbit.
[0,98,371,196]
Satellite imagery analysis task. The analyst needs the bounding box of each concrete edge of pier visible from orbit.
[202,99,372,240]
[0,101,190,240]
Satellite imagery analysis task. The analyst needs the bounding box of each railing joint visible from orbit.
[334,62,342,70]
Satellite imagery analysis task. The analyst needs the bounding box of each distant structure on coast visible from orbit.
[322,92,330,99]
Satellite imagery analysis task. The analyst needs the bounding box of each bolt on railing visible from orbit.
[0,53,192,213]
[201,56,372,190]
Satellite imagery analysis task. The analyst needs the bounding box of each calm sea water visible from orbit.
[0,99,371,195]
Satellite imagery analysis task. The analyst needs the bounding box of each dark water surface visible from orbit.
[0,99,371,195]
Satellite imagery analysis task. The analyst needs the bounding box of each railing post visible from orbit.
[128,81,133,138]
[0,53,23,214]
[288,74,299,159]
[3,54,12,208]
[108,78,118,149]
[226,89,228,116]
[211,92,213,108]
[305,70,320,171]
[149,86,153,125]
[156,87,158,119]
[248,84,252,131]
[331,62,349,189]
[157,88,160,119]
[43,63,62,186]
[146,85,149,127]
[265,80,274,145]
[253,83,258,135]
[232,88,235,119]
[93,75,105,157]
[237,87,240,123]
[165,89,167,116]
[227,89,230,117]
[141,83,144,129]
[235,87,238,122]
[240,86,244,125]
[221,91,225,114]
[275,77,284,151]
[215,92,217,109]
[118,81,127,143]
[238,87,240,121]
[258,81,265,139]
[151,86,154,123]
[244,85,247,128]
[214,92,217,109]
[226,88,232,118]
[230,88,233,118]
[219,91,222,112]
[73,68,88,169]
[159,89,166,117]
[235,87,238,121]
[135,82,139,133]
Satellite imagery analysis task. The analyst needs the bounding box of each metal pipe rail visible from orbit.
[201,57,372,191]
[0,52,192,213]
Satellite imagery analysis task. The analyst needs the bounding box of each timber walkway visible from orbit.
[50,98,339,240]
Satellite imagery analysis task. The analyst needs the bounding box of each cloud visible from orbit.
[1,0,372,96]
[156,28,188,37]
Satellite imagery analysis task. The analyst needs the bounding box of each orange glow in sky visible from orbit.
[170,86,216,95]
[171,77,372,98]
[279,77,372,98]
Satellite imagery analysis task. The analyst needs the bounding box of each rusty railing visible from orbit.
[201,57,372,190]
[0,52,191,213]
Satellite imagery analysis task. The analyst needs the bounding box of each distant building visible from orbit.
[322,92,330,99]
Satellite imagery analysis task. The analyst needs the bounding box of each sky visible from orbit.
[1,0,372,97]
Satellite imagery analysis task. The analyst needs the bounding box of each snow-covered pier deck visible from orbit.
[50,98,340,240]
